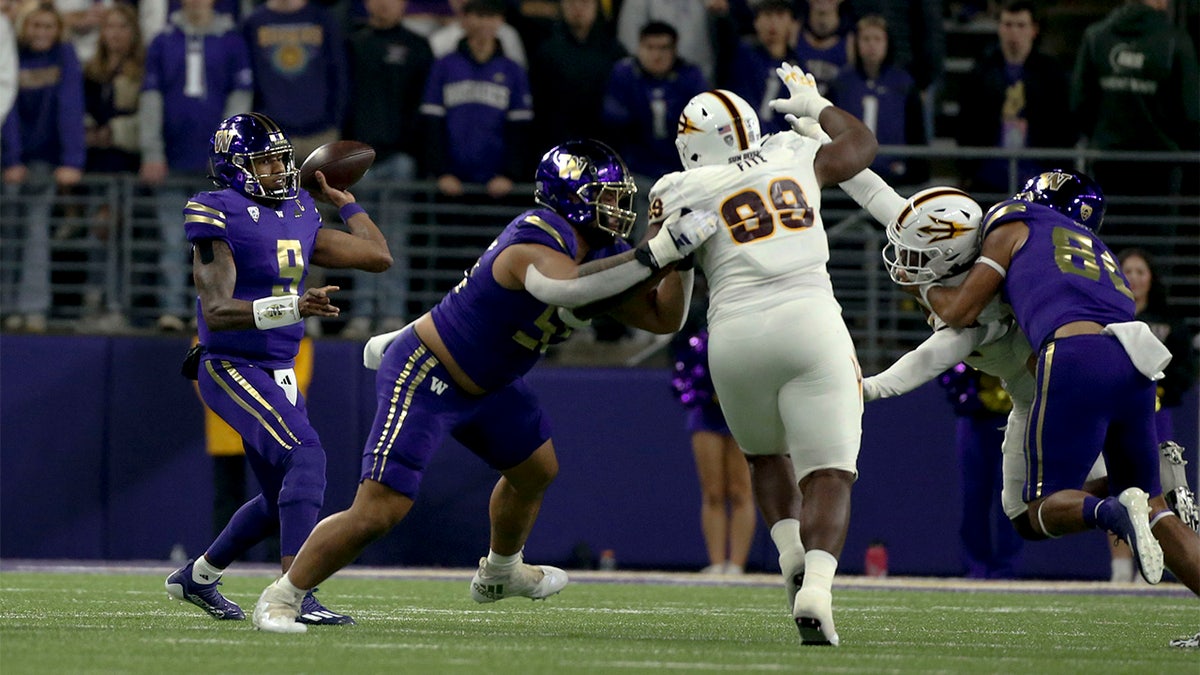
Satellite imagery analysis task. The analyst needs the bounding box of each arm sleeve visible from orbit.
[838,168,907,227]
[523,255,652,309]
[866,326,984,400]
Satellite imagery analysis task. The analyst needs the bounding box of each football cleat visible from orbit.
[793,586,839,646]
[1110,488,1164,584]
[297,588,355,626]
[252,579,307,634]
[165,559,245,620]
[1160,441,1200,532]
[470,557,568,603]
[1169,632,1199,649]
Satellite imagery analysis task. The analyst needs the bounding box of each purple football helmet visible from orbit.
[534,139,637,238]
[1012,169,1106,231]
[209,113,298,200]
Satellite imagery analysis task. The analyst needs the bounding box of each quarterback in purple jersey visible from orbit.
[165,112,392,625]
[252,139,721,633]
[918,169,1180,586]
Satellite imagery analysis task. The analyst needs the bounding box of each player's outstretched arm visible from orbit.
[917,225,1020,328]
[497,210,718,311]
[768,63,876,186]
[309,171,393,272]
[865,327,983,401]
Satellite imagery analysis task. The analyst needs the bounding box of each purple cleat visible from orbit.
[165,559,245,620]
[297,589,355,625]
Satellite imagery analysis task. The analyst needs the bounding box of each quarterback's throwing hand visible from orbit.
[768,63,833,121]
[640,209,720,270]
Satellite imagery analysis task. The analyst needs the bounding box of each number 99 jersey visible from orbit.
[647,132,834,327]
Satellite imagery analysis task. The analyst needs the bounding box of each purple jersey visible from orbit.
[430,208,630,391]
[184,188,322,368]
[984,200,1134,349]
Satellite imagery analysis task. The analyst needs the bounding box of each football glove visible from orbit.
[637,209,719,270]
[768,63,833,121]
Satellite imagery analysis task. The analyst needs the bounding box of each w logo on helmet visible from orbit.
[1037,171,1072,192]
[558,156,585,180]
[213,129,236,154]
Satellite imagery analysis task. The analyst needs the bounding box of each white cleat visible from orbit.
[470,557,569,603]
[1115,487,1164,585]
[793,586,839,646]
[252,580,307,634]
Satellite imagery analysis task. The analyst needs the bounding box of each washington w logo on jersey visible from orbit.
[430,377,449,395]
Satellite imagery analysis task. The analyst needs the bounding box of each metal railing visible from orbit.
[1,145,1196,372]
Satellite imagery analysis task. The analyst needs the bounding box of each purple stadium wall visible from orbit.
[2,335,1196,580]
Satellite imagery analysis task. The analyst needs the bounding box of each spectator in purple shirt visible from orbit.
[242,0,348,162]
[601,20,706,239]
[1,3,86,333]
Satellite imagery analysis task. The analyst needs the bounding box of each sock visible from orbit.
[770,518,802,552]
[192,556,223,584]
[801,549,838,594]
[277,573,308,601]
[1110,557,1133,583]
[487,549,521,569]
[1081,496,1104,528]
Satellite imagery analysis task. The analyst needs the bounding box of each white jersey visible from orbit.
[652,132,861,477]
[648,133,835,327]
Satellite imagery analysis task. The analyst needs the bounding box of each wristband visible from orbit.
[252,295,302,330]
[339,203,366,221]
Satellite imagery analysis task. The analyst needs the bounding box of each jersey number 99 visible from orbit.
[719,178,813,244]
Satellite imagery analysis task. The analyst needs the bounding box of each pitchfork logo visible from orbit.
[917,215,974,243]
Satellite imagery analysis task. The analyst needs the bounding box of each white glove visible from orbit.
[640,209,720,270]
[362,327,406,370]
[862,376,880,402]
[768,62,833,121]
[784,114,832,144]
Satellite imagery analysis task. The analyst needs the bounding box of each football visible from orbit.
[299,140,375,200]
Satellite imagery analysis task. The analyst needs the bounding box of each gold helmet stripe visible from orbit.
[708,89,749,151]
[895,187,970,228]
[247,112,282,134]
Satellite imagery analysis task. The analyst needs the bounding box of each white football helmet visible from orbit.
[882,187,983,286]
[675,89,762,170]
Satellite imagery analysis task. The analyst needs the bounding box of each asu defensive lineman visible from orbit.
[165,113,392,625]
[649,64,877,645]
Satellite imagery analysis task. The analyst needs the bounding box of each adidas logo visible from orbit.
[198,573,212,582]
[473,583,504,600]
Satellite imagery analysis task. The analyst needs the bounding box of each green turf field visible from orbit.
[1,567,1196,674]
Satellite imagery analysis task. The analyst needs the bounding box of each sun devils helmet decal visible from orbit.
[883,187,983,286]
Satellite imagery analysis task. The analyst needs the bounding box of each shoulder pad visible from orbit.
[514,211,575,256]
[183,191,231,233]
[981,199,1029,238]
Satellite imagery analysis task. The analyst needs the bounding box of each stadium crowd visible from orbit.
[1,0,1196,336]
